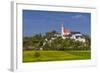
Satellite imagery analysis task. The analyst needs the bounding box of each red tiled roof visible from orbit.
[64,28,71,33]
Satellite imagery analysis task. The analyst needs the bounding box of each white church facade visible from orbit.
[60,24,86,42]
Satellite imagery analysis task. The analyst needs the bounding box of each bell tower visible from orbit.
[61,24,64,38]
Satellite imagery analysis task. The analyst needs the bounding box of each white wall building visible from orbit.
[61,24,86,42]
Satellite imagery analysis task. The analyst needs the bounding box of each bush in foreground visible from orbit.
[34,52,41,58]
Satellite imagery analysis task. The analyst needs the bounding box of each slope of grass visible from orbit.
[23,50,91,63]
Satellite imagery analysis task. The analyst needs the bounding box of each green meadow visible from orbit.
[23,50,91,63]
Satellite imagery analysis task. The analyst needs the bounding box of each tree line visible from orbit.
[23,30,91,51]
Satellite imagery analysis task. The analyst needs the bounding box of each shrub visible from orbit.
[34,52,40,58]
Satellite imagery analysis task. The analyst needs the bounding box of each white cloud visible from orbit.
[71,15,84,19]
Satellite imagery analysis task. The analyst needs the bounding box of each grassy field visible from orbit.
[23,50,91,63]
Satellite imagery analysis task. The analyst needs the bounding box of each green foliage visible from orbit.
[45,30,57,40]
[34,52,41,58]
[23,31,91,51]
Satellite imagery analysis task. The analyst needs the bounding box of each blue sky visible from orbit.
[23,10,91,36]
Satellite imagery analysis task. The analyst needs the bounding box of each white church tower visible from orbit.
[61,24,65,39]
[61,24,71,39]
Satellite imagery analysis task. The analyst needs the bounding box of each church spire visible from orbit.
[61,24,64,38]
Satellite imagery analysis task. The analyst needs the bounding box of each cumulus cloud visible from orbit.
[71,15,84,19]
